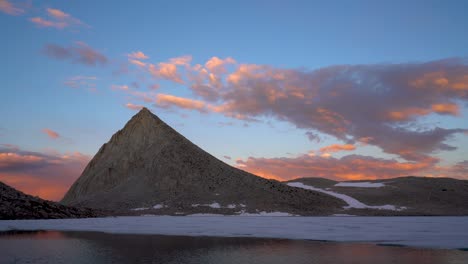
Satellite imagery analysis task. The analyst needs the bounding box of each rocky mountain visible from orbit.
[0,181,100,220]
[286,177,468,216]
[61,108,345,215]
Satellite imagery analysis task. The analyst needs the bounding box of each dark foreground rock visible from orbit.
[0,182,103,220]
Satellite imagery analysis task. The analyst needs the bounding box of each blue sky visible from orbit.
[0,0,467,200]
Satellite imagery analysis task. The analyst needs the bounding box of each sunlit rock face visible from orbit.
[61,108,344,215]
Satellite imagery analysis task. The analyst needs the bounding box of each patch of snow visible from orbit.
[239,204,246,208]
[188,213,226,216]
[2,216,467,249]
[287,182,406,211]
[191,202,240,209]
[335,182,385,188]
[152,204,165,209]
[236,211,295,216]
[131,207,149,211]
[208,202,221,209]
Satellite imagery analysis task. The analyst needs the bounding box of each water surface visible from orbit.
[0,231,467,264]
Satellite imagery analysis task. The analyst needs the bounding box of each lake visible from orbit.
[1,230,467,264]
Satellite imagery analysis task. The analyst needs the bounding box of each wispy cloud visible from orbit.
[319,144,356,153]
[125,103,144,111]
[127,51,149,60]
[0,0,24,15]
[42,128,60,139]
[64,75,98,91]
[30,7,87,30]
[156,94,208,112]
[44,42,108,66]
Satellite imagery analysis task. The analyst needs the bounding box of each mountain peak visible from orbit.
[129,107,162,126]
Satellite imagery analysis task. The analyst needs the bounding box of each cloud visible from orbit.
[205,56,236,74]
[174,58,468,162]
[30,8,86,30]
[236,153,439,181]
[149,62,184,83]
[111,84,129,91]
[42,128,60,139]
[223,155,232,160]
[30,17,67,29]
[127,51,149,60]
[0,145,90,200]
[0,0,24,15]
[129,59,146,68]
[44,42,108,66]
[125,103,144,111]
[146,56,192,83]
[319,144,356,153]
[305,131,321,143]
[155,94,208,112]
[64,76,97,91]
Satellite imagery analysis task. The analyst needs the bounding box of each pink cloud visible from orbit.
[30,8,86,30]
[173,58,468,162]
[155,94,207,112]
[46,8,69,20]
[125,103,144,111]
[30,17,67,29]
[149,62,184,83]
[127,51,149,60]
[205,56,236,74]
[0,0,24,15]
[169,55,192,66]
[42,128,60,139]
[129,59,146,68]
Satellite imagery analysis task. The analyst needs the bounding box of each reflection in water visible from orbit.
[0,231,467,264]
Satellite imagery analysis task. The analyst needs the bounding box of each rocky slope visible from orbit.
[61,108,345,215]
[286,177,468,215]
[0,182,100,219]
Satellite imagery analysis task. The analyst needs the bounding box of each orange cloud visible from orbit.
[0,0,24,15]
[0,146,91,201]
[42,128,60,139]
[319,144,356,153]
[156,94,207,112]
[125,103,144,111]
[431,103,460,115]
[127,51,149,60]
[205,56,236,74]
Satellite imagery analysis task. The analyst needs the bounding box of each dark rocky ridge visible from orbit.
[62,108,345,215]
[0,181,101,219]
[287,177,468,216]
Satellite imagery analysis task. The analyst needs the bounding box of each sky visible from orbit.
[1,0,467,201]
